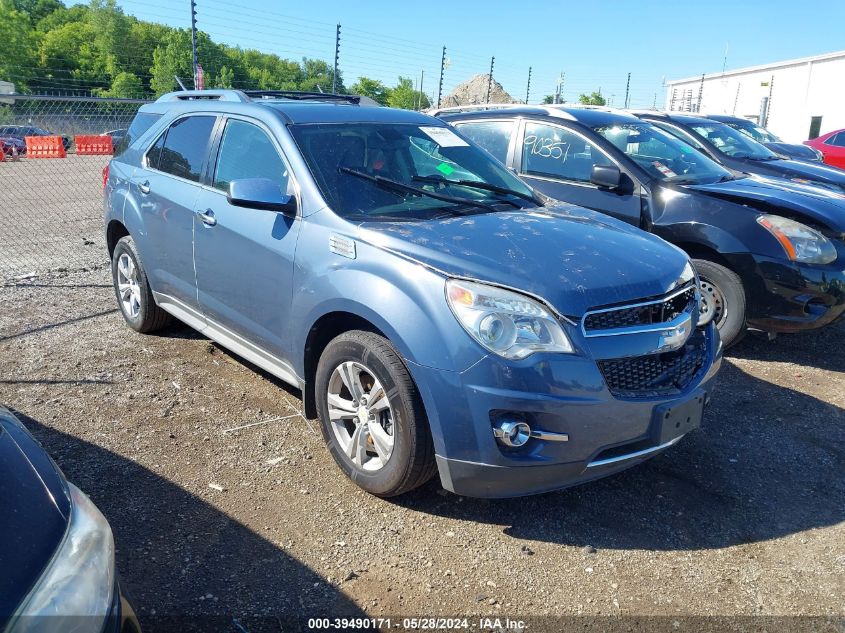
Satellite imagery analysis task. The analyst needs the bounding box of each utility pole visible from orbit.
[765,74,774,126]
[437,46,446,108]
[554,72,564,104]
[623,72,631,109]
[418,69,425,110]
[190,0,198,89]
[332,23,341,93]
[696,73,705,112]
[485,56,495,104]
[525,66,532,104]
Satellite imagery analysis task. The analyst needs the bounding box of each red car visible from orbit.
[805,129,845,170]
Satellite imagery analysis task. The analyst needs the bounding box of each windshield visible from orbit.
[726,120,781,144]
[289,122,537,220]
[689,122,778,160]
[593,122,732,184]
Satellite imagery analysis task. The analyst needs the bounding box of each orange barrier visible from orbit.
[75,134,113,156]
[25,135,66,158]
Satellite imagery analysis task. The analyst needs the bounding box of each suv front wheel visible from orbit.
[315,330,436,497]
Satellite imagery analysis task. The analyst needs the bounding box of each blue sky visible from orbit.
[117,0,845,106]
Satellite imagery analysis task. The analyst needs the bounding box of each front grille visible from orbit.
[598,330,708,398]
[583,286,696,333]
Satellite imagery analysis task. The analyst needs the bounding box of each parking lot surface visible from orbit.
[0,269,842,631]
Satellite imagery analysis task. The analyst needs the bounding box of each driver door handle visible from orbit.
[138,180,150,195]
[197,209,217,226]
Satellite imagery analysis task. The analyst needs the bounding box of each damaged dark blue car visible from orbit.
[104,90,720,498]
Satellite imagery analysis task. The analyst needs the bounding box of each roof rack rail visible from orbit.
[242,90,360,104]
[155,89,250,103]
[428,103,531,116]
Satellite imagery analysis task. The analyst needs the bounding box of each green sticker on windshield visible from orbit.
[436,162,455,176]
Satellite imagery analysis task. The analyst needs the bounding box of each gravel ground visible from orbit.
[0,155,109,279]
[0,270,843,633]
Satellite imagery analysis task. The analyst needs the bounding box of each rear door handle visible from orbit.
[138,180,150,194]
[197,209,217,226]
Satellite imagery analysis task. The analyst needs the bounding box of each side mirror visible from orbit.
[590,164,622,190]
[228,178,297,216]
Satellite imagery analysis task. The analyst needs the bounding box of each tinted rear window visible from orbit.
[157,116,216,182]
[115,112,162,156]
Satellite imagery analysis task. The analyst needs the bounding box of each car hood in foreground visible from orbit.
[359,205,691,317]
[684,176,845,233]
[0,408,70,625]
[764,142,820,162]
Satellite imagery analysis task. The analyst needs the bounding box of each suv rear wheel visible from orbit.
[315,330,436,497]
[111,236,171,333]
[694,258,746,347]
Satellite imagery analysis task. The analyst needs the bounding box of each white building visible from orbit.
[665,50,845,143]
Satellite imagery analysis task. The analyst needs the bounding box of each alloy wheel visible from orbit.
[326,361,395,472]
[116,253,142,319]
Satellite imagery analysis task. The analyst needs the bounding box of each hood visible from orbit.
[739,156,845,191]
[359,206,691,317]
[685,176,845,233]
[764,142,820,162]
[0,409,70,624]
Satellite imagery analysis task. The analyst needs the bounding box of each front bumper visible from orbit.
[410,322,722,498]
[726,252,845,333]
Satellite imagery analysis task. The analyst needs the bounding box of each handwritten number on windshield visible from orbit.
[524,135,568,160]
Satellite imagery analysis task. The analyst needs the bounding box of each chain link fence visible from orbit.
[0,95,149,283]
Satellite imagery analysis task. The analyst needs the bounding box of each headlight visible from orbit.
[10,484,115,633]
[446,279,573,359]
[757,215,837,265]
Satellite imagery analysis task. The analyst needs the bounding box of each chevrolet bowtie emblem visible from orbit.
[657,313,693,352]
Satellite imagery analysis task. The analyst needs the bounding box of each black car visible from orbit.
[0,125,72,151]
[0,407,140,633]
[437,104,845,346]
[632,112,845,192]
[704,114,823,163]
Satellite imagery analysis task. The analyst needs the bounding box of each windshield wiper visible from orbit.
[412,174,537,205]
[339,167,500,214]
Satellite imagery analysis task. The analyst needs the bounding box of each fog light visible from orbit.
[493,419,531,447]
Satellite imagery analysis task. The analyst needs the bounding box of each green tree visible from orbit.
[0,0,37,89]
[12,0,62,24]
[300,57,343,93]
[541,94,555,104]
[149,29,193,95]
[215,65,234,89]
[578,90,606,106]
[96,71,144,98]
[350,76,389,105]
[387,76,430,110]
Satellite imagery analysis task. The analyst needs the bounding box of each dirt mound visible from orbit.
[443,74,516,107]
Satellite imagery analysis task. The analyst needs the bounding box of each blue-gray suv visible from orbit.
[104,90,722,498]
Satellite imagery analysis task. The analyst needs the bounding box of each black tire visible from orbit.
[315,330,436,497]
[693,258,746,347]
[110,235,171,333]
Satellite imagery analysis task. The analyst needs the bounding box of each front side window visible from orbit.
[521,122,600,182]
[593,122,731,184]
[213,119,290,193]
[154,116,216,182]
[289,122,536,221]
[689,122,778,160]
[453,120,514,164]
